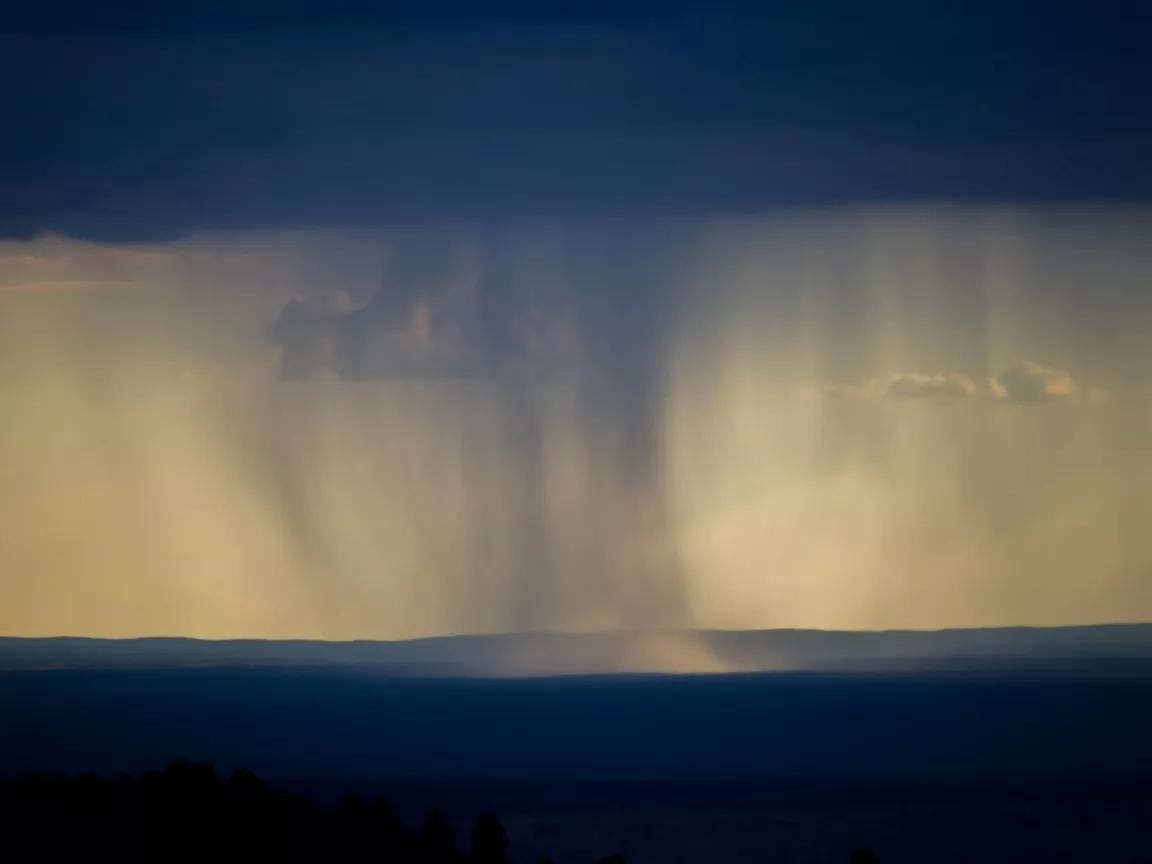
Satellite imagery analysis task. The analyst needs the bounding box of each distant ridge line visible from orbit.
[5,620,1152,644]
[2,624,1152,676]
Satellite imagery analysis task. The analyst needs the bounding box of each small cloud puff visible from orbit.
[991,361,1076,402]
[826,362,1083,404]
[887,372,981,400]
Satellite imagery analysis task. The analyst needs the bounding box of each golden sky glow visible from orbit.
[2,208,1150,638]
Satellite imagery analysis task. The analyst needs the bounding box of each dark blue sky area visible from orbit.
[2,1,1149,239]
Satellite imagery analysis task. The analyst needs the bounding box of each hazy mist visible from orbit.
[2,206,1151,639]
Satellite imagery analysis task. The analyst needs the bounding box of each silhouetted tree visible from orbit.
[224,768,266,803]
[163,759,217,795]
[850,847,880,864]
[470,811,508,864]
[341,792,366,815]
[369,795,409,851]
[420,809,460,863]
[0,761,652,864]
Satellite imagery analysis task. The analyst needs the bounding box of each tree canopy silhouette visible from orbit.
[0,759,891,863]
[471,811,509,864]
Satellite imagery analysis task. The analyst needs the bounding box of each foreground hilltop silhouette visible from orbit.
[2,761,513,864]
[0,761,879,864]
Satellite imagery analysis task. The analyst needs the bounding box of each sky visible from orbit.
[4,0,1151,239]
[2,2,1151,639]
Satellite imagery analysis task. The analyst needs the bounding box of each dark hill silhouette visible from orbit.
[3,761,914,863]
[0,761,572,864]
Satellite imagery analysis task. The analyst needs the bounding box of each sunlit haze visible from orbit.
[2,207,1149,639]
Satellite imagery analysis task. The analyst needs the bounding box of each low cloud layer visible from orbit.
[828,362,1086,404]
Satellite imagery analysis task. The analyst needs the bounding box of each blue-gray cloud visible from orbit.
[3,2,1151,240]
